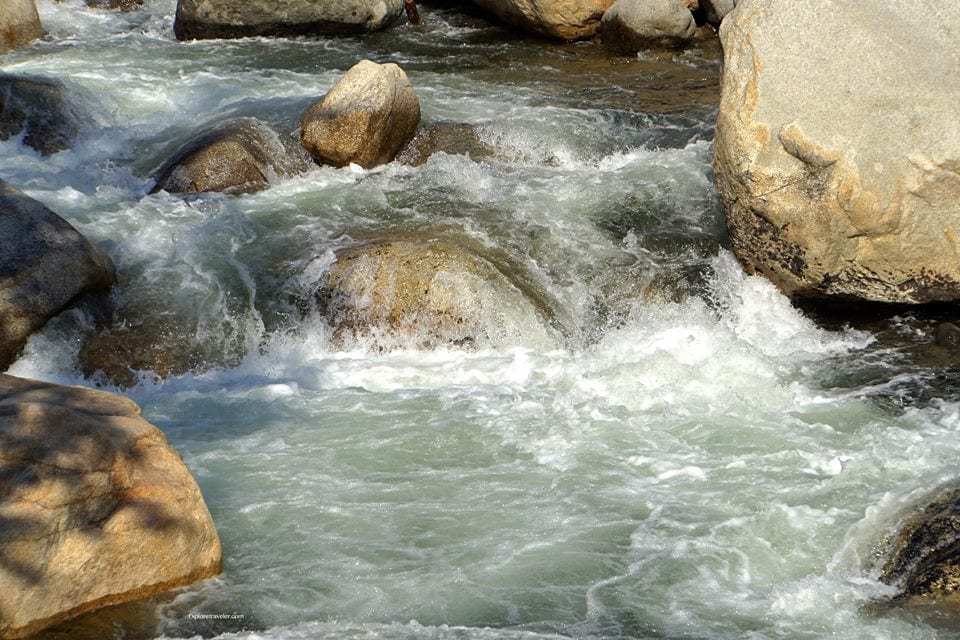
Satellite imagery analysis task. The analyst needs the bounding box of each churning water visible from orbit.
[6,1,960,638]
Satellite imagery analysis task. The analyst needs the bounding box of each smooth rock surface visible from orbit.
[600,0,696,52]
[471,0,614,40]
[317,234,561,350]
[0,75,85,156]
[300,60,420,169]
[714,0,960,303]
[0,181,114,372]
[0,374,222,639]
[0,0,41,54]
[174,0,405,40]
[151,118,303,195]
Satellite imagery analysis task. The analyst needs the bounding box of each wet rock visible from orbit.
[397,122,496,166]
[0,0,42,54]
[714,0,960,303]
[935,323,960,349]
[880,486,960,601]
[0,181,114,372]
[470,0,614,41]
[317,234,561,350]
[78,324,210,389]
[300,60,420,169]
[0,374,222,639]
[0,74,86,156]
[174,0,405,40]
[699,0,734,26]
[151,118,302,195]
[600,0,696,52]
[85,0,144,11]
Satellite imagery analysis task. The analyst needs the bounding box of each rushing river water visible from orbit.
[6,1,960,638]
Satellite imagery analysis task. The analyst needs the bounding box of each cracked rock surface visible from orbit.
[714,0,960,303]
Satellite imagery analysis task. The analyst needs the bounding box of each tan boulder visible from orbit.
[600,0,697,53]
[397,122,497,167]
[151,118,305,195]
[471,0,614,40]
[0,0,41,54]
[0,374,221,639]
[300,60,420,169]
[0,181,114,372]
[714,0,960,303]
[317,234,563,350]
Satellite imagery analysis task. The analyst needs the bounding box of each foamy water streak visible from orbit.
[5,2,959,640]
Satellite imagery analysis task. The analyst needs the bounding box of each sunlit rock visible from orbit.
[300,60,420,169]
[0,0,41,54]
[173,0,405,40]
[600,0,696,53]
[0,181,114,372]
[151,118,305,195]
[470,0,614,41]
[0,374,222,639]
[0,74,87,156]
[317,234,562,350]
[714,0,960,303]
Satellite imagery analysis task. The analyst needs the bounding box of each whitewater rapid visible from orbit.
[6,2,960,639]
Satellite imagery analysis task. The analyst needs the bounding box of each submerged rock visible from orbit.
[79,324,211,388]
[880,486,960,601]
[600,0,696,52]
[174,0,405,40]
[470,0,614,41]
[0,181,114,372]
[151,118,303,195]
[714,0,960,303]
[85,0,144,10]
[0,374,222,639]
[300,60,420,169]
[317,234,561,350]
[397,122,497,167]
[0,0,42,54]
[0,74,86,156]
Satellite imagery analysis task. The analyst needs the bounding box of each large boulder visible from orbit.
[174,0,405,40]
[0,75,86,156]
[714,0,960,304]
[300,60,420,169]
[600,0,696,53]
[151,118,304,195]
[0,374,222,639]
[880,486,960,601]
[0,0,41,54]
[0,181,114,372]
[316,234,562,350]
[470,0,614,41]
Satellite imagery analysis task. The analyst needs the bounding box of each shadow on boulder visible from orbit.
[0,75,91,156]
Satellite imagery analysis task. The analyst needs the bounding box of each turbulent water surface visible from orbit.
[7,2,960,639]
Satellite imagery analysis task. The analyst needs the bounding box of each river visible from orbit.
[5,1,960,638]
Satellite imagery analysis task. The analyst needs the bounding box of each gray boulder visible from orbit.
[0,74,86,156]
[174,0,405,40]
[300,60,420,169]
[0,0,41,54]
[151,118,305,195]
[85,0,144,10]
[714,0,960,303]
[470,0,615,41]
[0,181,115,371]
[600,0,696,53]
